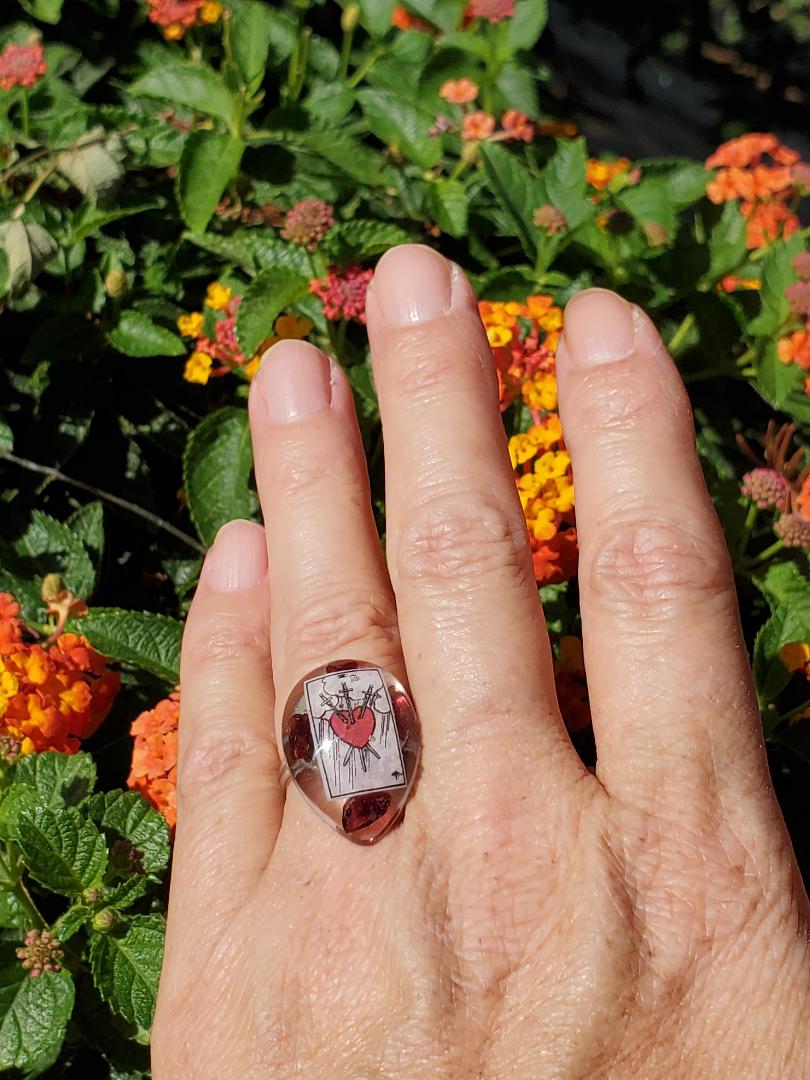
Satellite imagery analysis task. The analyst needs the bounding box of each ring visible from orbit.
[281,660,421,845]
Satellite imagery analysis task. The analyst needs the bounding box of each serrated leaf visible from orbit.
[749,233,805,338]
[240,232,310,275]
[184,407,255,547]
[0,787,40,843]
[0,967,74,1074]
[68,201,163,244]
[72,609,182,684]
[480,142,544,258]
[358,88,440,169]
[103,876,150,911]
[67,502,104,572]
[328,219,410,261]
[90,915,165,1032]
[88,791,170,876]
[301,132,388,186]
[0,892,27,931]
[14,752,96,810]
[107,310,185,358]
[54,903,92,943]
[427,180,468,237]
[358,0,396,38]
[131,63,237,127]
[753,562,810,706]
[15,806,107,897]
[545,138,591,228]
[229,0,276,83]
[235,268,310,357]
[177,131,244,234]
[0,509,96,614]
[181,229,256,275]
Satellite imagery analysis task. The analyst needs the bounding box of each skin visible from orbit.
[151,246,810,1079]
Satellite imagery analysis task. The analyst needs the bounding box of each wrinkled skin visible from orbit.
[152,247,810,1079]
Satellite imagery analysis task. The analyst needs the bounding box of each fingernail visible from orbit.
[371,244,453,325]
[254,339,332,422]
[204,520,267,592]
[562,288,636,366]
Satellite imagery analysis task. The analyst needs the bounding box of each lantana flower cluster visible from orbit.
[393,0,515,32]
[127,690,179,829]
[479,297,577,585]
[740,422,810,549]
[437,79,534,144]
[310,266,373,323]
[0,593,120,755]
[145,0,224,40]
[177,281,313,384]
[0,40,47,91]
[777,253,810,389]
[705,133,807,250]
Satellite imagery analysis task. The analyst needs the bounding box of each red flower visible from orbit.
[0,42,47,91]
[310,266,373,323]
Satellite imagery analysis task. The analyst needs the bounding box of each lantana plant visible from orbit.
[0,0,809,1072]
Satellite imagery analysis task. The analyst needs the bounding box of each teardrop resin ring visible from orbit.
[281,660,421,845]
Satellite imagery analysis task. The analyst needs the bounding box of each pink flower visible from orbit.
[792,252,810,282]
[0,42,47,91]
[786,282,810,316]
[310,266,373,323]
[462,111,496,142]
[465,0,515,23]
[281,199,335,251]
[501,109,534,142]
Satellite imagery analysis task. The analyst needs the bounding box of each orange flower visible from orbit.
[778,330,810,370]
[500,109,534,142]
[718,275,761,293]
[706,133,799,170]
[462,111,496,141]
[743,200,800,249]
[128,691,179,829]
[0,594,22,653]
[391,4,434,31]
[586,157,631,191]
[439,78,478,105]
[0,627,120,755]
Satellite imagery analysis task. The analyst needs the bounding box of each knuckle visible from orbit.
[395,493,530,590]
[190,610,269,667]
[262,440,350,501]
[382,320,490,404]
[282,589,399,666]
[585,517,732,610]
[179,725,274,795]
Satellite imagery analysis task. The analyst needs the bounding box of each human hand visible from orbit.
[152,245,810,1079]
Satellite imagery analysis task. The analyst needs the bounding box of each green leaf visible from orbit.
[19,0,64,23]
[0,892,27,931]
[0,788,40,844]
[0,509,96,615]
[72,609,182,684]
[506,0,548,50]
[131,63,237,127]
[0,967,74,1075]
[87,791,170,876]
[701,201,747,287]
[753,562,810,705]
[67,501,104,572]
[90,915,165,1032]
[358,88,440,169]
[177,131,245,234]
[14,752,96,810]
[749,233,805,338]
[235,267,310,358]
[427,180,469,237]
[15,806,107,897]
[240,232,311,276]
[328,219,410,261]
[358,0,396,37]
[107,310,186,358]
[661,162,712,207]
[69,201,163,244]
[406,0,464,32]
[229,0,276,83]
[56,128,124,205]
[184,406,255,548]
[181,229,256,275]
[480,142,544,258]
[617,179,677,238]
[301,132,388,186]
[545,138,591,228]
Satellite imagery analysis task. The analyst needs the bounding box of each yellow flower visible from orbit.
[184,351,213,385]
[244,356,261,380]
[779,642,810,673]
[522,372,558,412]
[200,0,223,22]
[528,506,557,541]
[274,313,314,339]
[177,311,204,338]
[487,324,513,348]
[163,22,184,39]
[535,450,571,481]
[205,282,232,311]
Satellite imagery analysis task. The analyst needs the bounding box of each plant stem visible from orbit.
[668,312,695,355]
[339,23,355,79]
[0,451,205,554]
[780,697,810,724]
[349,45,383,88]
[734,501,758,559]
[749,538,785,566]
[20,92,30,141]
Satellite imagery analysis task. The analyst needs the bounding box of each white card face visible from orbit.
[304,667,407,801]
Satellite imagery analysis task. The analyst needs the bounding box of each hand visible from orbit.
[152,245,810,1079]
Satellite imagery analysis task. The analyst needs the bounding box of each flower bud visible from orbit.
[104,267,128,299]
[41,573,65,604]
[92,908,116,932]
[341,3,360,31]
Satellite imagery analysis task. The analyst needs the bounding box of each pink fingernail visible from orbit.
[370,244,453,325]
[562,288,636,366]
[253,339,332,423]
[204,520,267,592]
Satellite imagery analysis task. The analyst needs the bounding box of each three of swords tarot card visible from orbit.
[303,666,407,800]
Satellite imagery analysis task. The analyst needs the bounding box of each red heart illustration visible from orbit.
[329,706,375,749]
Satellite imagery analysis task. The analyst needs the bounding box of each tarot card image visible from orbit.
[304,666,407,800]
